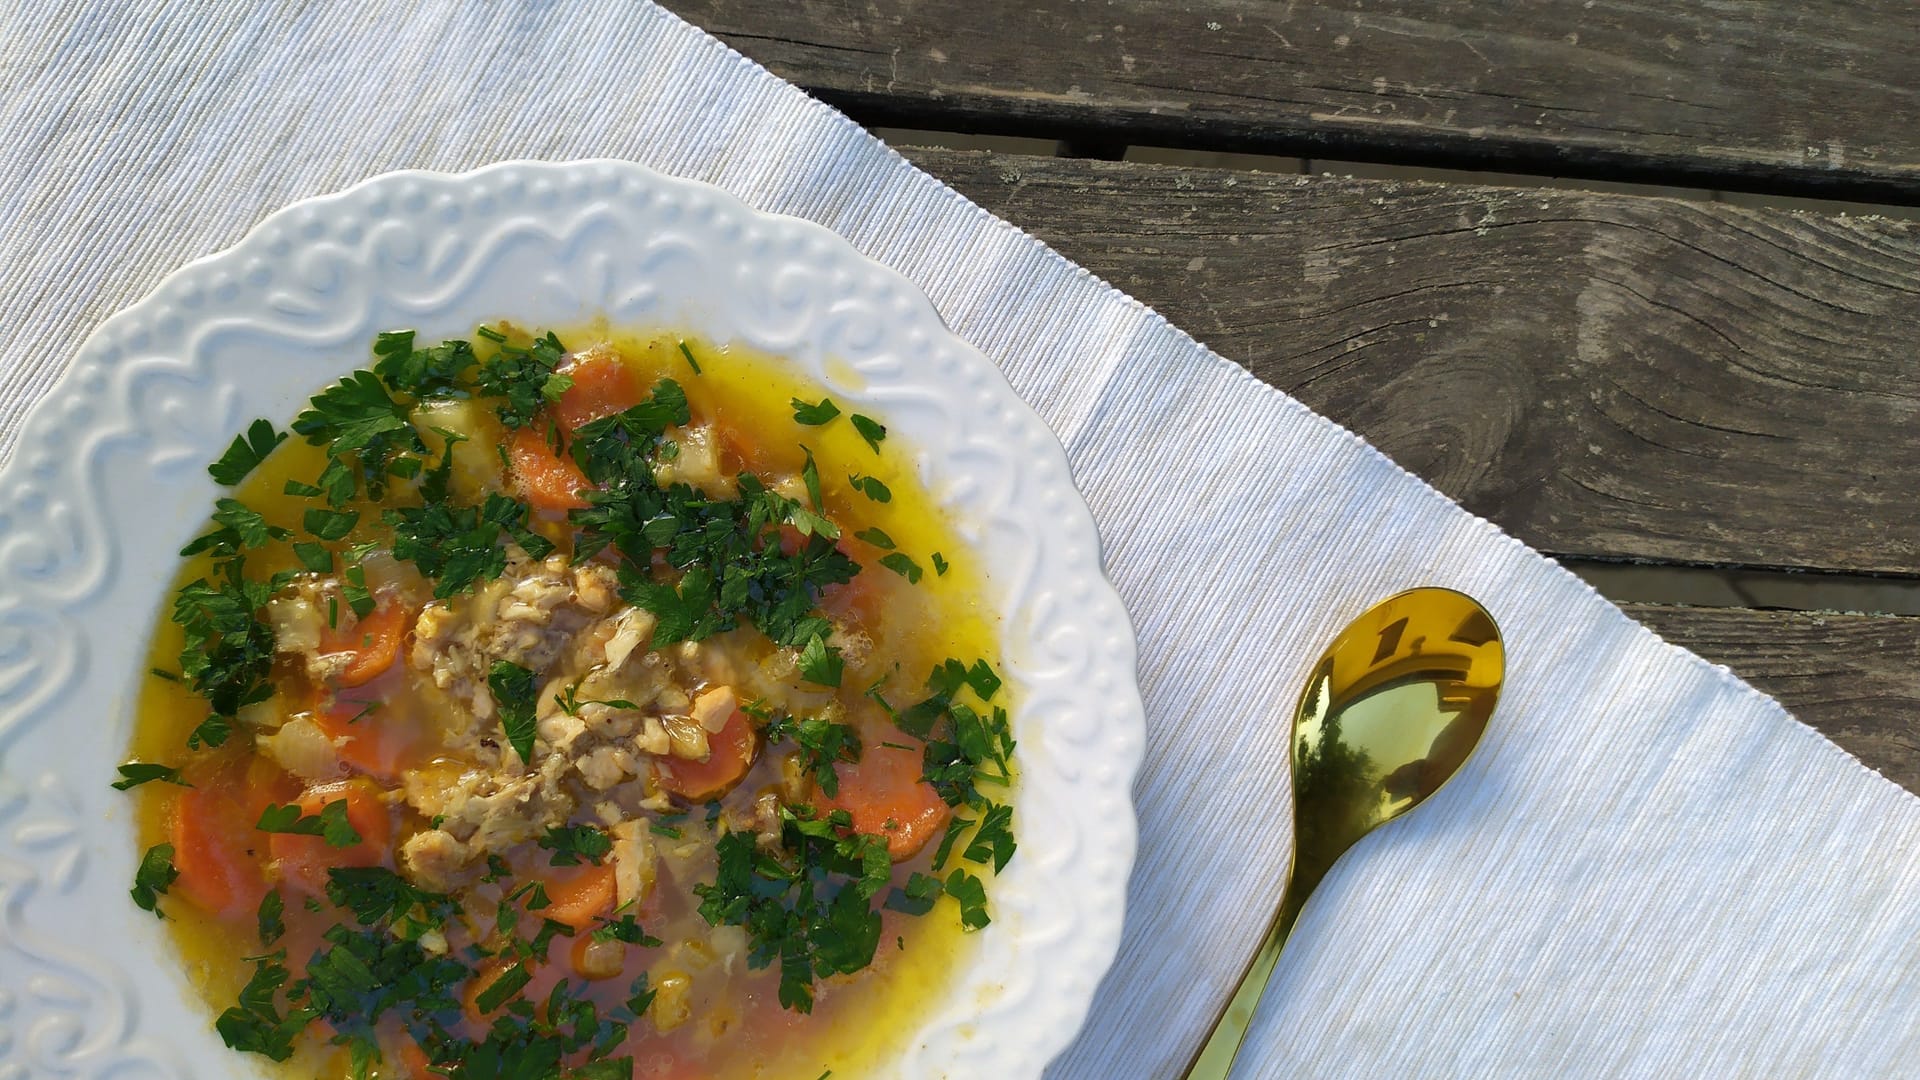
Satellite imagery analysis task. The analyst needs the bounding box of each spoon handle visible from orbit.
[1183,883,1306,1080]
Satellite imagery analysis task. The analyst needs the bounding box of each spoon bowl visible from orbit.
[1185,587,1503,1078]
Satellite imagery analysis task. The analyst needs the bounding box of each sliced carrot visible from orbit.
[655,707,758,803]
[168,781,271,921]
[542,862,617,931]
[507,425,590,512]
[269,778,392,898]
[392,1036,434,1079]
[819,743,951,860]
[317,600,410,689]
[552,351,642,432]
[712,417,764,476]
[311,686,412,781]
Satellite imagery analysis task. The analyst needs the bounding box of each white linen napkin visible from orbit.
[5,3,1919,1076]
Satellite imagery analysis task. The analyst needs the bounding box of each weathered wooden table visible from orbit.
[665,0,1920,791]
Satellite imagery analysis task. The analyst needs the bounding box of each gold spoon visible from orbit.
[1185,587,1504,1079]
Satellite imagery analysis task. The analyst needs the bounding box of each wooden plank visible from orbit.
[902,149,1920,576]
[1625,604,1920,794]
[666,0,1920,201]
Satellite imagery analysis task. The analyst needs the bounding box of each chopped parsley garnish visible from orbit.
[931,551,950,576]
[387,492,554,599]
[796,633,844,688]
[848,473,890,503]
[370,328,475,398]
[257,890,286,945]
[488,660,541,763]
[473,329,572,429]
[302,506,358,541]
[944,868,991,931]
[111,762,188,791]
[256,799,363,848]
[677,339,703,375]
[291,369,422,505]
[592,913,663,947]
[208,418,287,486]
[964,801,1017,873]
[853,526,894,549]
[179,497,290,558]
[849,413,886,452]
[791,396,841,425]
[879,551,923,584]
[538,824,612,866]
[693,813,892,1013]
[130,843,178,917]
[291,540,333,573]
[171,556,277,731]
[764,713,862,796]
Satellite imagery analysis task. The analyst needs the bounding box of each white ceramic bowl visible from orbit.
[0,161,1145,1079]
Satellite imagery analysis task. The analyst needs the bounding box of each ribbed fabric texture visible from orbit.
[4,4,1917,1076]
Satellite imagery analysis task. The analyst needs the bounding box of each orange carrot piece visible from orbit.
[819,743,951,860]
[542,862,617,931]
[268,778,392,898]
[507,425,590,512]
[311,688,411,781]
[552,352,642,432]
[393,1037,434,1079]
[655,708,758,803]
[168,782,271,921]
[318,601,410,689]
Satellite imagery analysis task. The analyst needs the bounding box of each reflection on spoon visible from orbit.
[1185,587,1504,1079]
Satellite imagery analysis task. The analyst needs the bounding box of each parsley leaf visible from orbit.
[131,842,178,917]
[963,802,1017,873]
[111,762,189,791]
[488,660,540,763]
[797,634,843,688]
[853,527,895,549]
[473,330,569,429]
[256,800,363,848]
[171,557,277,725]
[932,551,950,576]
[883,871,945,917]
[792,397,840,425]
[387,493,551,598]
[291,541,334,574]
[180,498,291,558]
[475,962,533,1014]
[291,369,422,504]
[371,329,475,398]
[850,413,886,452]
[944,868,991,931]
[538,825,612,866]
[208,419,287,486]
[764,714,862,796]
[302,507,358,541]
[879,551,923,584]
[848,473,891,503]
[257,890,286,945]
[626,972,657,1017]
[592,913,663,947]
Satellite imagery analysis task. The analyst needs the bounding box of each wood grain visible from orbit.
[666,0,1920,201]
[901,149,1920,575]
[1626,604,1920,794]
